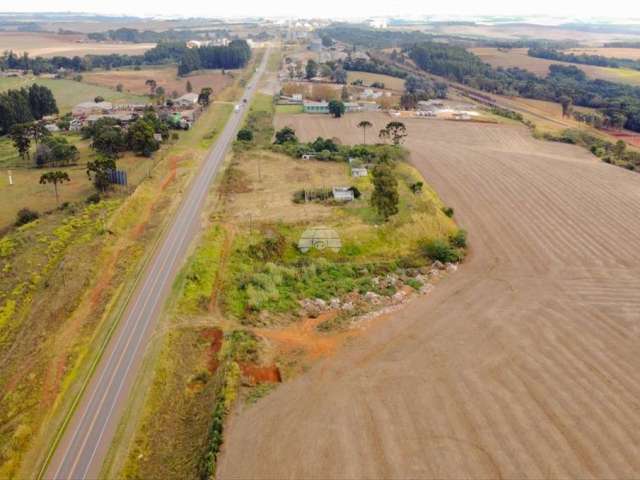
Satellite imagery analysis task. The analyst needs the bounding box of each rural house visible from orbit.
[175,93,199,108]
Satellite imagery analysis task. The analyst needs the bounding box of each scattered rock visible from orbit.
[329,297,341,309]
[364,291,382,305]
[392,291,407,303]
[432,260,445,270]
[420,284,435,295]
[341,301,354,311]
[446,263,458,273]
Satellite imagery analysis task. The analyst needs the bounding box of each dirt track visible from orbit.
[217,114,640,479]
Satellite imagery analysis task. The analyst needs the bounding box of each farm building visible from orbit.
[175,93,199,108]
[72,101,113,116]
[303,101,363,114]
[332,187,355,201]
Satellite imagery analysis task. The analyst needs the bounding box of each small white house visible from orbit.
[332,187,355,202]
[351,167,368,177]
[301,153,317,160]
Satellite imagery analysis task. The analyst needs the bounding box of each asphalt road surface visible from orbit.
[44,47,270,480]
[218,114,640,478]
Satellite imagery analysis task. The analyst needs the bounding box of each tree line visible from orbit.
[87,27,230,44]
[177,40,251,75]
[0,84,58,135]
[407,42,640,133]
[0,39,251,75]
[528,47,640,71]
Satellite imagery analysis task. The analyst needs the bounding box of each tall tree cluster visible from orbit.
[0,84,58,135]
[178,40,251,75]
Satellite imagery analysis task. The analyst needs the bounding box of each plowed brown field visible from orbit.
[218,113,640,479]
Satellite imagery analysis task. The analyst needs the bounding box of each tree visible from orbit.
[39,170,70,205]
[341,85,349,101]
[198,87,213,106]
[94,96,105,103]
[237,128,253,141]
[92,126,126,159]
[116,83,124,92]
[305,59,318,80]
[10,123,31,161]
[334,67,348,84]
[380,121,407,145]
[370,164,399,220]
[559,95,573,117]
[186,80,193,93]
[145,79,157,96]
[155,86,165,103]
[328,100,345,118]
[613,140,626,160]
[28,121,50,145]
[86,155,116,192]
[274,126,297,144]
[126,118,159,157]
[357,120,372,144]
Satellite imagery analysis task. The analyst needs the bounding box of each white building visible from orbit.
[175,93,199,108]
[332,187,355,202]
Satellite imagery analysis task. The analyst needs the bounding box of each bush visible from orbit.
[423,238,462,263]
[442,206,454,217]
[449,229,467,248]
[237,128,253,142]
[86,192,101,204]
[15,208,39,227]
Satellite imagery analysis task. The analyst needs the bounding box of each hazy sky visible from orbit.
[4,0,640,20]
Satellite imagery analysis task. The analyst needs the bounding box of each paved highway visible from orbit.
[44,47,270,480]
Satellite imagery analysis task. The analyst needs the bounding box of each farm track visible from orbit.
[218,114,640,479]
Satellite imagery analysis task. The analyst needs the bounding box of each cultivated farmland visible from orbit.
[0,32,154,57]
[471,47,640,86]
[218,112,640,479]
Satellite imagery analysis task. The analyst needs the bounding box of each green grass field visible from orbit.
[275,104,303,114]
[346,71,406,91]
[0,76,148,113]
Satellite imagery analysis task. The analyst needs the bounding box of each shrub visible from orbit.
[423,238,462,263]
[86,192,101,204]
[247,232,287,261]
[15,208,39,227]
[449,229,467,248]
[442,206,454,217]
[237,128,253,142]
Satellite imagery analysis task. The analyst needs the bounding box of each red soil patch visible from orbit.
[240,364,282,385]
[201,327,224,373]
[607,131,640,148]
[256,312,353,359]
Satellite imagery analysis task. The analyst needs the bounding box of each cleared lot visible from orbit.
[218,113,640,479]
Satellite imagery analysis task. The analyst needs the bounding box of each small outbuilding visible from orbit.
[332,187,355,202]
[351,167,368,177]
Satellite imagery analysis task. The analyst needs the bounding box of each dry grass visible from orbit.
[470,47,640,86]
[83,67,234,97]
[223,151,349,224]
[0,32,154,58]
[566,47,640,60]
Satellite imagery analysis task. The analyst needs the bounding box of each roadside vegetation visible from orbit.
[0,49,257,479]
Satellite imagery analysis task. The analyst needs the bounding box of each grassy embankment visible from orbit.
[111,89,463,479]
[0,51,255,479]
